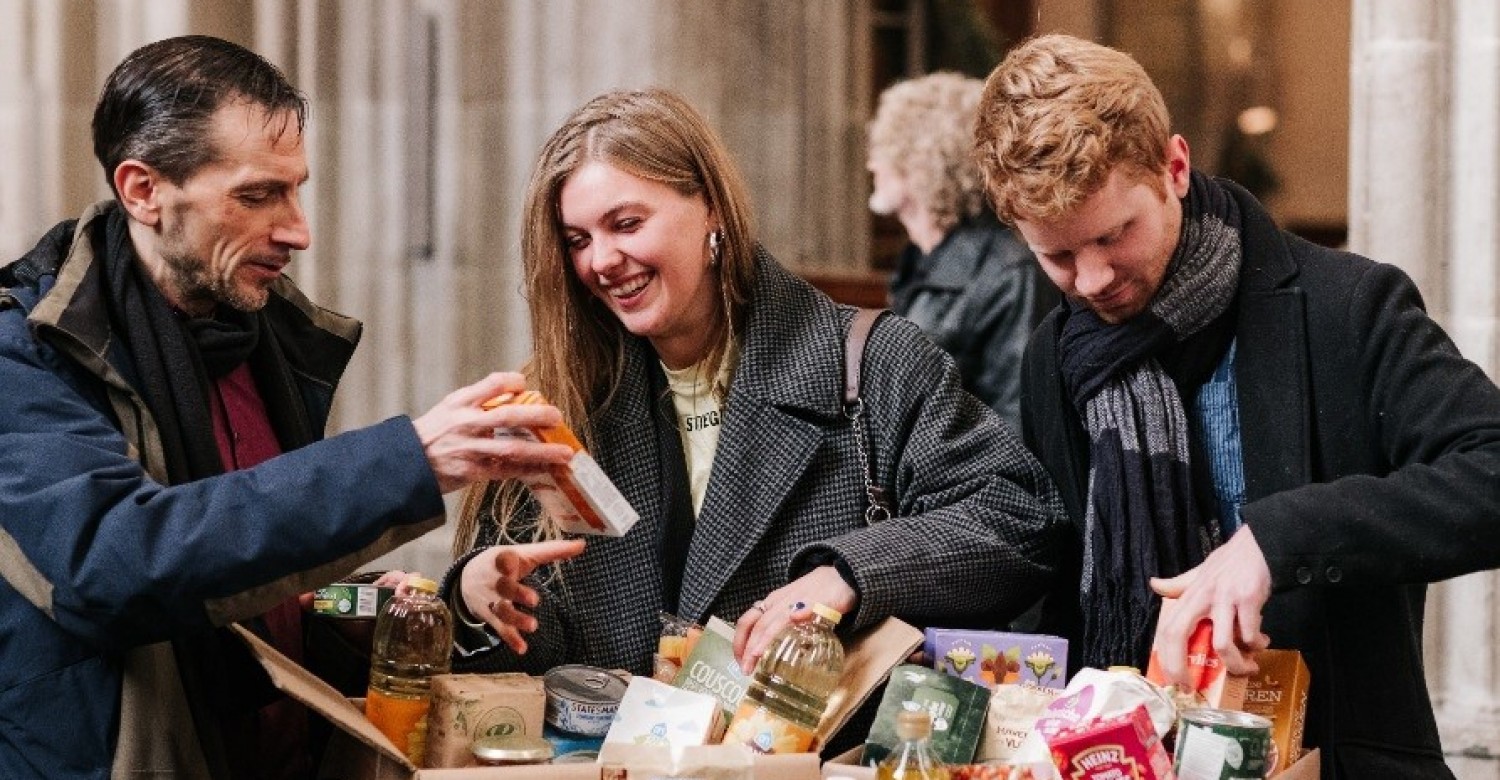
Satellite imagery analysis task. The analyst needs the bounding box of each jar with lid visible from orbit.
[471,734,555,766]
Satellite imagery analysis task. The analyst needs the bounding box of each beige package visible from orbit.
[423,673,546,768]
[974,683,1060,762]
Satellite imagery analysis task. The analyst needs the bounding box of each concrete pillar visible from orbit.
[1351,2,1500,777]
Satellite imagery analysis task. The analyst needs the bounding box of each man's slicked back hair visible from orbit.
[92,35,308,195]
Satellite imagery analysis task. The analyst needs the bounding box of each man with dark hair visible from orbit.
[975,34,1500,777]
[0,36,578,778]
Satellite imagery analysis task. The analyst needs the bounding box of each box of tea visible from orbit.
[923,629,1068,690]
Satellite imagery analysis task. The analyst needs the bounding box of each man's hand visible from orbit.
[413,372,574,494]
[459,539,586,654]
[1150,524,1272,682]
[732,566,857,674]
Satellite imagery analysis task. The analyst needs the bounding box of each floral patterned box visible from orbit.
[923,629,1068,691]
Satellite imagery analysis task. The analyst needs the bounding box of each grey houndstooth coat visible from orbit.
[446,250,1067,677]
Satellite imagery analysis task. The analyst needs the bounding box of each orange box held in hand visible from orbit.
[1145,601,1246,711]
[483,390,639,536]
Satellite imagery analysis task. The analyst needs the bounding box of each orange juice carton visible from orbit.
[923,628,1069,690]
[1242,649,1310,775]
[483,390,639,536]
[1146,601,1247,711]
[1045,704,1176,780]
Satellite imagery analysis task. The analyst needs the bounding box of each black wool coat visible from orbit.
[1021,179,1500,779]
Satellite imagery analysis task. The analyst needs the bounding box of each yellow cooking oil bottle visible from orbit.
[877,709,950,780]
[723,603,845,753]
[364,576,453,766]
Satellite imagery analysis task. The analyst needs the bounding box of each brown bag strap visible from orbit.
[844,308,891,524]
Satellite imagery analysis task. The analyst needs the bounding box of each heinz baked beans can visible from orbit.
[1174,708,1274,779]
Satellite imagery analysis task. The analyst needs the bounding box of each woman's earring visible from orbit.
[707,230,723,267]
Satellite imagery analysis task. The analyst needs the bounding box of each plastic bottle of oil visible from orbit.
[877,710,950,780]
[723,603,845,754]
[364,576,452,766]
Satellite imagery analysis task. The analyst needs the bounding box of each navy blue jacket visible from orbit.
[0,202,446,778]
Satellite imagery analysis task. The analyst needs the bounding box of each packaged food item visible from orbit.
[604,675,722,749]
[470,734,554,766]
[723,604,845,754]
[484,390,639,536]
[670,616,749,740]
[311,582,394,619]
[364,576,452,766]
[923,629,1069,690]
[1173,708,1273,779]
[1046,703,1175,780]
[1011,667,1177,765]
[655,612,705,681]
[1146,600,1247,711]
[865,664,992,766]
[950,765,1059,780]
[543,723,605,763]
[877,709,952,779]
[975,683,1061,762]
[1241,649,1309,776]
[424,673,546,768]
[544,664,629,738]
[598,743,754,780]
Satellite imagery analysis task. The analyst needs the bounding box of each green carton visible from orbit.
[863,663,989,766]
[670,617,748,736]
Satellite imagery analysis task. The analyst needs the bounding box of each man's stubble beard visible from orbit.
[159,225,271,314]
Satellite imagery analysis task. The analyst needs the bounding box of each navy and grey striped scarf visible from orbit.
[1059,170,1242,669]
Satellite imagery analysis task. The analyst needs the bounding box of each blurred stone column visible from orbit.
[1351,2,1500,777]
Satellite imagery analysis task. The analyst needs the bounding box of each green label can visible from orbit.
[1174,707,1274,779]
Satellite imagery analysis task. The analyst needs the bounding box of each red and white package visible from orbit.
[1046,704,1177,780]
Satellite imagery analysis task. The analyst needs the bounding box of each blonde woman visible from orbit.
[869,72,1056,429]
[442,90,1065,712]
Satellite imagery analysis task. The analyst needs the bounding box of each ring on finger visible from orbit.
[790,600,807,612]
[751,601,767,612]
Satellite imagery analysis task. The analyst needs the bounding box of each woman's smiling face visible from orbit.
[561,160,720,369]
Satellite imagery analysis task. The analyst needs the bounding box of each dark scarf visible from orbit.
[1058,171,1242,669]
[96,205,316,778]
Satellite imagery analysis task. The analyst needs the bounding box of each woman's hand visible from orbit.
[459,539,586,654]
[732,566,857,674]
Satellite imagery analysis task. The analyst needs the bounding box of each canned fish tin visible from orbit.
[1174,708,1274,779]
[544,665,629,737]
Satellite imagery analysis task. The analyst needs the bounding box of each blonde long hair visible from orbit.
[454,88,757,555]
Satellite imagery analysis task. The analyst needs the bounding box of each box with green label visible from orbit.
[862,664,990,766]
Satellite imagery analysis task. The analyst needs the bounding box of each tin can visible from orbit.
[1174,708,1274,779]
[471,734,554,766]
[544,664,629,737]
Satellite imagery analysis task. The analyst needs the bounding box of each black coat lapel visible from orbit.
[1227,181,1313,500]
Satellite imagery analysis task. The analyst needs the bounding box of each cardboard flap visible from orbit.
[230,623,415,770]
[815,617,924,747]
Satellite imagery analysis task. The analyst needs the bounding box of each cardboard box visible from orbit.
[233,614,921,779]
[820,746,1323,780]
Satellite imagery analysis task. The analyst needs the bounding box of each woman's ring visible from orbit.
[790,601,807,612]
[751,601,767,612]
